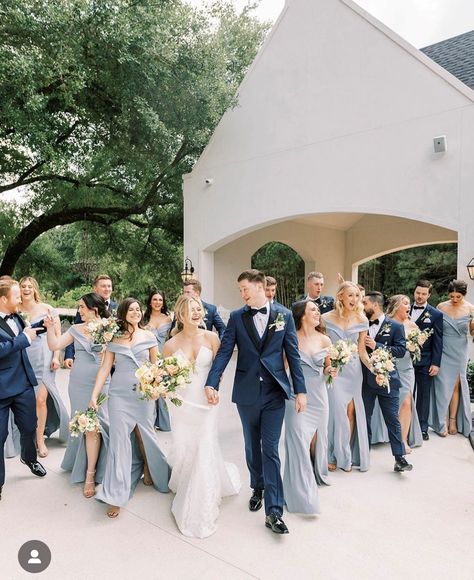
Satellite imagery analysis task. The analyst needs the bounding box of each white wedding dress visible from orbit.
[167,346,241,538]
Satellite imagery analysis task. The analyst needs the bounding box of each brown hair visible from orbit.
[265,276,277,286]
[292,299,326,334]
[116,298,144,340]
[0,278,18,298]
[237,269,266,286]
[93,274,112,286]
[448,279,467,296]
[182,278,202,294]
[415,279,433,293]
[19,276,42,303]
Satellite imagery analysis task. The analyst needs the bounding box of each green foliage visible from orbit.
[252,242,305,307]
[467,360,474,402]
[0,0,268,274]
[358,244,458,303]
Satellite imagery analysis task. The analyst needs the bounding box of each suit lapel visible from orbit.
[241,308,261,352]
[0,316,15,338]
[260,304,277,353]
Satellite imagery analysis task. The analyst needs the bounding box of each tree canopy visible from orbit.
[0,0,268,276]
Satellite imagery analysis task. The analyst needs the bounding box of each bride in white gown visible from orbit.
[163,295,241,538]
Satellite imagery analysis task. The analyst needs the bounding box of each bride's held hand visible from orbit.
[88,398,98,411]
[205,386,219,406]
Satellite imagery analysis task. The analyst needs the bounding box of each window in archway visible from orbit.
[358,243,457,303]
[251,242,305,307]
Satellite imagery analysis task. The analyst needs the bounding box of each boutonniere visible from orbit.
[269,312,286,332]
[18,311,31,327]
[381,323,391,335]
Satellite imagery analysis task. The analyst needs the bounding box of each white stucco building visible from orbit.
[183,0,474,309]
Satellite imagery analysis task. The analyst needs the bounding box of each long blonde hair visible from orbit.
[386,294,410,318]
[19,276,42,303]
[334,281,364,319]
[172,295,204,335]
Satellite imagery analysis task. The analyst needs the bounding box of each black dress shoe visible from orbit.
[21,459,47,477]
[394,457,413,472]
[422,431,429,441]
[265,512,289,534]
[249,489,263,512]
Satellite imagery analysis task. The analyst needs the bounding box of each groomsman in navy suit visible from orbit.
[410,280,443,440]
[182,278,226,339]
[64,274,117,367]
[265,276,283,306]
[300,271,334,313]
[206,269,306,534]
[362,292,413,472]
[0,279,47,500]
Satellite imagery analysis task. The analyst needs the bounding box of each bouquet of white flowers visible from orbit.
[406,328,433,363]
[69,393,108,437]
[369,347,396,392]
[326,339,358,385]
[85,317,122,347]
[134,354,192,405]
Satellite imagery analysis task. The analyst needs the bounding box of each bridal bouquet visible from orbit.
[406,328,433,363]
[134,354,192,406]
[85,317,122,347]
[326,339,358,385]
[69,393,108,437]
[369,347,396,392]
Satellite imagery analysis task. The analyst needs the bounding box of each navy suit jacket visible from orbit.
[64,299,118,361]
[202,301,226,340]
[299,295,334,314]
[206,303,306,405]
[362,317,406,391]
[409,304,443,369]
[0,314,37,399]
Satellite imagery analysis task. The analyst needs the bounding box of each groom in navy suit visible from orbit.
[362,292,413,473]
[0,278,47,500]
[410,280,443,440]
[206,269,306,534]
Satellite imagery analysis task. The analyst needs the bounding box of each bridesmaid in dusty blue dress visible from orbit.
[370,295,422,451]
[284,300,336,515]
[45,293,111,498]
[143,289,172,431]
[19,277,69,456]
[90,298,170,518]
[430,280,474,437]
[322,282,370,473]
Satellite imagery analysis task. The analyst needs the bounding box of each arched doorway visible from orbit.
[251,242,305,307]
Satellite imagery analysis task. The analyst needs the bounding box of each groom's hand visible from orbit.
[295,393,307,413]
[205,386,219,406]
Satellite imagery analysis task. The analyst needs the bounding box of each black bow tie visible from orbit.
[413,306,425,310]
[250,306,267,316]
[105,300,110,308]
[3,313,15,321]
[369,319,380,326]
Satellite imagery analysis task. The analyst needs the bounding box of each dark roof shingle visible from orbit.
[421,30,474,91]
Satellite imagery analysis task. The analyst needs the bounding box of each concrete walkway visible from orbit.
[2,362,473,580]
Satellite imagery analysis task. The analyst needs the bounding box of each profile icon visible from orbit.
[28,549,42,564]
[18,540,51,573]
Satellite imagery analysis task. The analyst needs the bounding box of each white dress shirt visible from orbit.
[368,314,385,340]
[411,303,427,323]
[0,311,32,343]
[252,302,271,339]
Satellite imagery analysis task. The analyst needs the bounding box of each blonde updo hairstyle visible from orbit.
[334,281,364,319]
[172,294,204,335]
[386,294,410,318]
[19,276,42,303]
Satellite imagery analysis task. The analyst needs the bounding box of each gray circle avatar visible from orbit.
[18,540,51,574]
